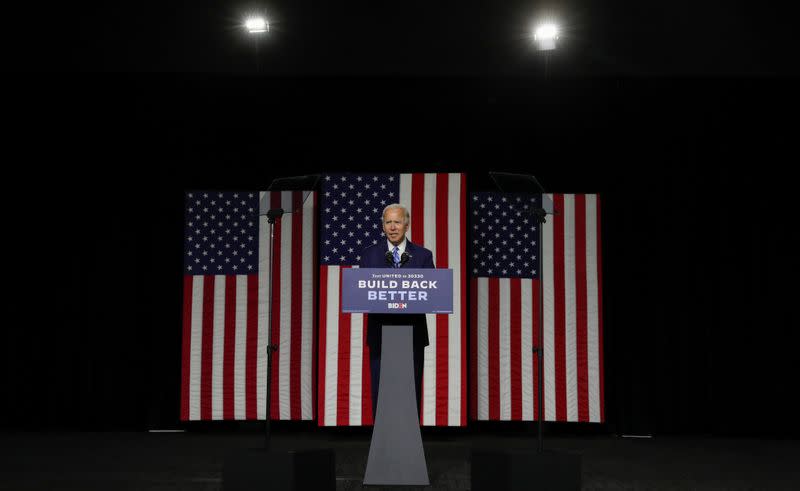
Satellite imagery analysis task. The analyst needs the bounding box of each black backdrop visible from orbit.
[4,75,798,437]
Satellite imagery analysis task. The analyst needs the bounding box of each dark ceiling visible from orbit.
[4,1,796,75]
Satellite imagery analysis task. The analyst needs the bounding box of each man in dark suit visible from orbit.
[358,203,434,419]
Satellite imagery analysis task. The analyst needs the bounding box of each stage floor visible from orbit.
[1,431,798,490]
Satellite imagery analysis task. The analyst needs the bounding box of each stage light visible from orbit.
[245,16,269,34]
[533,22,559,50]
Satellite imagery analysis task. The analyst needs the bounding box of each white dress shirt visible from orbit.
[387,237,407,255]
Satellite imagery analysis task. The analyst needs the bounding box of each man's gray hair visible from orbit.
[382,203,410,225]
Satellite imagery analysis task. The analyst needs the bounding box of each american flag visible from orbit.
[470,193,605,422]
[318,173,467,426]
[180,190,317,421]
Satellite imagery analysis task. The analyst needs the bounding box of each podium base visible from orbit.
[222,448,335,491]
[364,324,429,486]
[471,448,581,491]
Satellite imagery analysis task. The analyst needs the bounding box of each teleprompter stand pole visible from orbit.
[264,207,283,450]
[532,205,546,454]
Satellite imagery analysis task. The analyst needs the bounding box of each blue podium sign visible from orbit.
[341,268,453,314]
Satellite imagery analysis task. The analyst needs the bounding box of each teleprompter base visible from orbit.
[222,448,335,491]
[471,448,581,491]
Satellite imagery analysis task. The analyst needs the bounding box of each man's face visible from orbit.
[382,208,409,246]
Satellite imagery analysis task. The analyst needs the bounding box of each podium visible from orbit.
[341,267,453,486]
[363,324,429,485]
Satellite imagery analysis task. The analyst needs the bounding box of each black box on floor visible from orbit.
[223,448,335,491]
[471,448,581,491]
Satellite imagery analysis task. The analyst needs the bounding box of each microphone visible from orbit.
[400,252,411,266]
[385,250,394,266]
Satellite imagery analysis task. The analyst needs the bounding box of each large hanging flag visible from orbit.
[318,173,467,426]
[180,190,317,421]
[470,193,604,422]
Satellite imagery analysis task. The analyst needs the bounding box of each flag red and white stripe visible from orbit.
[180,190,317,421]
[471,194,604,422]
[318,173,467,426]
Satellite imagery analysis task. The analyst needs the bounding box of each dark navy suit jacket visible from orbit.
[358,240,435,355]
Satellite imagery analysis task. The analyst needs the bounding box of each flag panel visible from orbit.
[471,193,604,423]
[180,191,316,421]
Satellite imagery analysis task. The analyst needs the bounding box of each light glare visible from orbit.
[534,24,559,41]
[245,17,268,33]
[533,22,559,50]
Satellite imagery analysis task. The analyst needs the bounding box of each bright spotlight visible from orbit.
[533,22,559,50]
[245,16,269,34]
